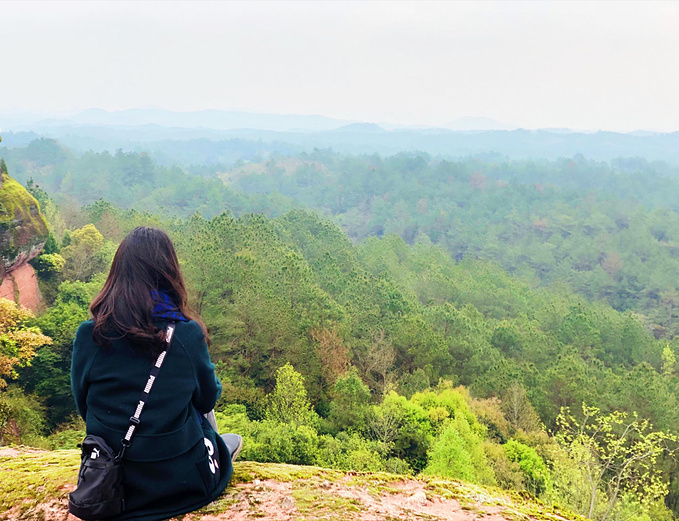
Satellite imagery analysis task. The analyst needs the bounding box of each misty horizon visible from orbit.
[1,106,676,135]
[2,1,679,133]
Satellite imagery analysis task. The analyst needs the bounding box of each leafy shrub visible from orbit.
[469,396,511,442]
[0,386,47,447]
[215,403,250,427]
[0,298,52,388]
[327,367,372,434]
[315,432,387,472]
[47,415,86,450]
[265,363,319,428]
[503,439,551,496]
[368,391,431,471]
[611,495,675,521]
[411,386,483,437]
[214,370,266,420]
[483,440,524,490]
[424,411,496,485]
[60,224,107,281]
[546,443,600,518]
[31,253,65,277]
[243,420,319,466]
[384,457,412,475]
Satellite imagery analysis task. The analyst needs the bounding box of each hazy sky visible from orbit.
[2,1,679,131]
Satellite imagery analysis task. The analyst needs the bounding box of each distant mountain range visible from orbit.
[1,109,522,134]
[1,108,355,133]
[1,108,678,166]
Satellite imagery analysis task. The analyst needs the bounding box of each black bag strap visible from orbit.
[116,322,176,461]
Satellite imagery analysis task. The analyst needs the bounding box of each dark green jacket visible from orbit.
[71,319,233,521]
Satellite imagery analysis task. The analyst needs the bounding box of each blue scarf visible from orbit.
[151,290,189,322]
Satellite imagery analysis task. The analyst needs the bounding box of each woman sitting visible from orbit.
[71,226,242,521]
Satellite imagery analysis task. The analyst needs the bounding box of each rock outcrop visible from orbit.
[0,263,42,311]
[1,448,581,521]
[0,172,49,311]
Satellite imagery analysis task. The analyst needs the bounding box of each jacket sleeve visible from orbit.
[190,323,222,413]
[71,322,95,420]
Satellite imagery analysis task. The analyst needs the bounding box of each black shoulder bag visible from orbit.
[69,323,176,520]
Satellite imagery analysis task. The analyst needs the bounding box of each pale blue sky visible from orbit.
[2,0,678,131]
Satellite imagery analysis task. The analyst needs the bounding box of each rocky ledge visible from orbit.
[0,172,49,310]
[0,447,581,521]
[0,172,48,274]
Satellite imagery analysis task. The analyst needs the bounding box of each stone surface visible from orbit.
[1,450,584,521]
[0,172,49,311]
[0,262,42,312]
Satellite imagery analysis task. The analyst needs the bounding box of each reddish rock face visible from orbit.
[0,171,50,311]
[0,263,42,312]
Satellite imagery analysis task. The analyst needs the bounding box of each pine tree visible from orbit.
[265,363,318,428]
[661,344,676,377]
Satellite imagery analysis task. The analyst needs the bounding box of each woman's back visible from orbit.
[69,227,233,521]
[73,319,216,445]
[72,319,233,521]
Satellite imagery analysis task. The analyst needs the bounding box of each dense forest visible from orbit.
[6,139,679,334]
[3,139,679,521]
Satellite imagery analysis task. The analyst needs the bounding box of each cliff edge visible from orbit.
[0,171,49,311]
[0,447,581,521]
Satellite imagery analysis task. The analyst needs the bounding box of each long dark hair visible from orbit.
[90,226,208,352]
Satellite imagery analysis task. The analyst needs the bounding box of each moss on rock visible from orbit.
[0,448,584,521]
[0,448,80,516]
[0,173,49,272]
